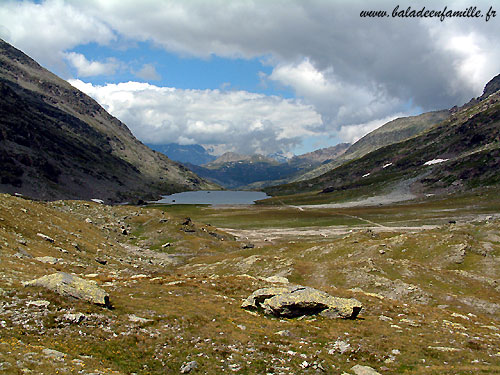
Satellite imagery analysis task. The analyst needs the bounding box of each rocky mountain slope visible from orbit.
[296,111,450,182]
[265,75,500,201]
[0,39,216,202]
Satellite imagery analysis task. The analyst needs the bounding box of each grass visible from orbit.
[1,192,500,374]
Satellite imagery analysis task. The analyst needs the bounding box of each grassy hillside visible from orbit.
[1,189,499,374]
[295,111,450,182]
[264,91,500,203]
[0,39,217,202]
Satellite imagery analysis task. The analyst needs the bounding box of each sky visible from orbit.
[0,0,499,156]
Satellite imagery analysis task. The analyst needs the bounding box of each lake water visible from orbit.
[152,190,270,205]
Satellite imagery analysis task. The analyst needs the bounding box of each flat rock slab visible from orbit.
[242,285,362,319]
[351,364,381,375]
[24,272,110,306]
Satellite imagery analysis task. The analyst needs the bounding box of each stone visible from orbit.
[61,313,86,324]
[242,243,255,249]
[35,256,61,265]
[331,339,351,354]
[128,314,153,324]
[180,360,198,373]
[351,364,381,375]
[27,300,51,308]
[42,348,66,361]
[262,276,289,284]
[36,233,55,243]
[95,258,107,265]
[242,285,362,319]
[275,329,291,337]
[24,272,110,306]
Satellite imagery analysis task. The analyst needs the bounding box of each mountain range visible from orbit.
[0,39,217,202]
[265,73,500,202]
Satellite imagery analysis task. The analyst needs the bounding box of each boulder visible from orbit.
[242,285,362,319]
[24,272,110,306]
[180,360,198,373]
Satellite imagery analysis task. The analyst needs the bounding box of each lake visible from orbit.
[152,190,270,205]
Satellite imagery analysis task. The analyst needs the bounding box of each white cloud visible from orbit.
[267,59,405,135]
[68,79,322,155]
[0,0,115,70]
[64,52,118,77]
[338,114,406,144]
[134,63,161,81]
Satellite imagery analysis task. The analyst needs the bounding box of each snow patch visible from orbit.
[424,158,449,166]
[383,163,393,169]
[362,173,371,178]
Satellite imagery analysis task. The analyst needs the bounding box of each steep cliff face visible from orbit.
[0,39,217,202]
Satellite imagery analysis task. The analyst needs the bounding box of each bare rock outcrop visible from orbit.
[24,272,110,306]
[242,285,362,319]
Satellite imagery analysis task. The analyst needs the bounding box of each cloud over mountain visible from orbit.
[69,80,322,155]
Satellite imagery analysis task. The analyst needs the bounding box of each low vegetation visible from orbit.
[1,189,499,374]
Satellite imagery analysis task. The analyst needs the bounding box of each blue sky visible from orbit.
[1,0,499,156]
[71,41,294,97]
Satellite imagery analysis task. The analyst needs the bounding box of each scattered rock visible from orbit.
[27,300,51,308]
[85,218,93,224]
[35,256,61,265]
[181,218,193,226]
[128,314,153,324]
[351,364,381,375]
[180,360,198,373]
[242,243,255,249]
[61,313,86,324]
[24,272,110,306]
[331,339,351,354]
[15,248,33,258]
[36,233,55,243]
[242,285,362,319]
[275,330,292,337]
[95,258,107,265]
[42,348,66,361]
[261,276,289,284]
[427,346,461,352]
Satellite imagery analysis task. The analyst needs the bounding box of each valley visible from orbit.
[0,187,499,374]
[1,31,500,375]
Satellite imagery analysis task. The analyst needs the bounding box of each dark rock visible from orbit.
[95,258,107,265]
[181,217,193,226]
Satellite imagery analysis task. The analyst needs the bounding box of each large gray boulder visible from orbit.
[242,285,362,319]
[24,272,110,306]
